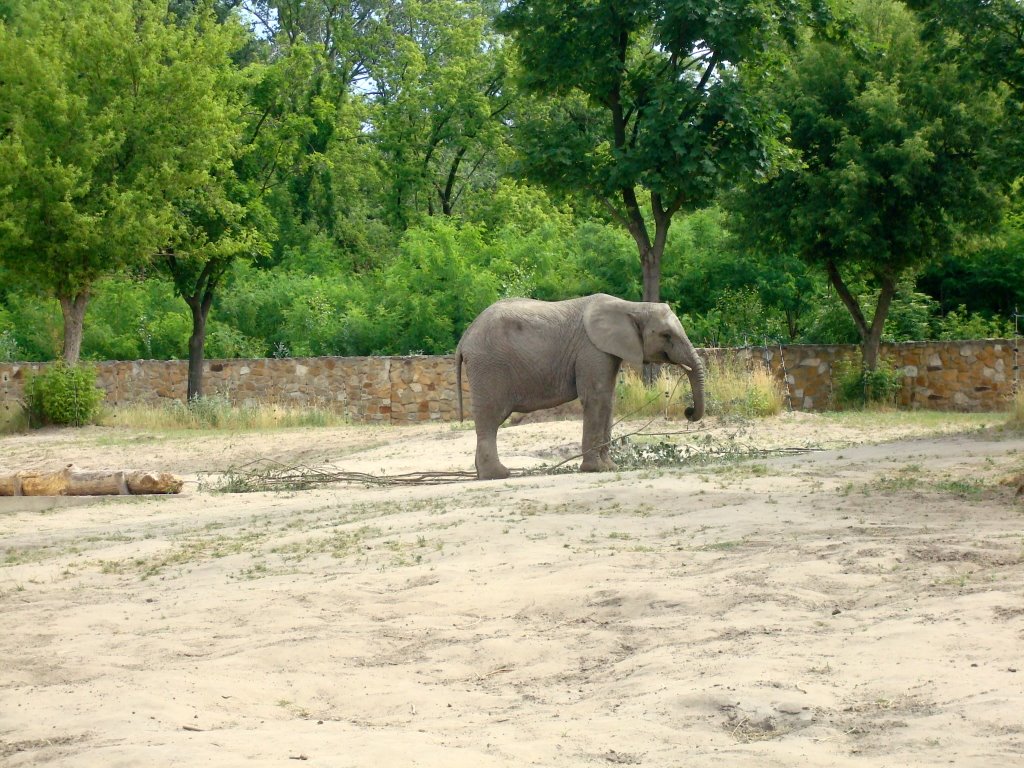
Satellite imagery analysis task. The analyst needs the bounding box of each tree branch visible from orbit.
[695,50,720,94]
[825,259,869,339]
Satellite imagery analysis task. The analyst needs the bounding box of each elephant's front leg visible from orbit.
[578,361,619,473]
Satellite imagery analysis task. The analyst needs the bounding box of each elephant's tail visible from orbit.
[455,348,464,422]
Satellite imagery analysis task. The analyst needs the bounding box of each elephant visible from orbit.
[455,293,706,480]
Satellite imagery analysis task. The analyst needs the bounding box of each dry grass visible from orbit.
[0,401,29,434]
[705,356,785,418]
[99,395,349,431]
[1008,387,1024,429]
[615,357,785,420]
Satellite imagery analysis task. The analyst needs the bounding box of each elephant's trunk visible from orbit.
[678,344,705,422]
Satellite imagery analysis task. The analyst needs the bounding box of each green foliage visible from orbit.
[728,0,1014,368]
[23,363,105,427]
[372,0,512,227]
[0,0,1019,372]
[499,0,829,300]
[0,303,19,361]
[834,359,905,410]
[572,223,643,301]
[0,293,62,360]
[907,0,1024,108]
[932,307,1013,340]
[0,329,18,362]
[0,0,257,363]
[916,207,1024,320]
[381,220,500,353]
[82,277,192,360]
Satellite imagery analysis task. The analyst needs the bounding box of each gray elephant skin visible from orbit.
[455,293,706,480]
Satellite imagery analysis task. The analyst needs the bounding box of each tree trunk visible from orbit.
[58,291,90,365]
[166,253,227,404]
[862,276,897,371]
[1,465,183,496]
[186,291,213,401]
[643,197,675,304]
[825,260,897,371]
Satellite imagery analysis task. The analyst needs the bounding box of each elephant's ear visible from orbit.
[583,294,644,367]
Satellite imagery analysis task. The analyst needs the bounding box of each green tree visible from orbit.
[917,197,1024,321]
[728,0,1011,369]
[497,0,830,303]
[0,0,248,365]
[158,1,273,399]
[244,1,387,268]
[906,0,1024,104]
[371,0,515,227]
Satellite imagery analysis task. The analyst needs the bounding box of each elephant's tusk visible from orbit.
[678,363,693,372]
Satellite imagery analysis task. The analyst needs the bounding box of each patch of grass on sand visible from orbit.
[820,409,994,432]
[99,395,348,431]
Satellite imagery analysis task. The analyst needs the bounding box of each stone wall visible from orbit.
[728,340,1017,412]
[1,340,1018,423]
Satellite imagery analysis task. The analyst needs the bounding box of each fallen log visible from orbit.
[0,464,184,496]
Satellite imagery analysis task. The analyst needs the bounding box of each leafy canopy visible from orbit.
[0,0,245,297]
[728,0,1012,366]
[498,0,833,301]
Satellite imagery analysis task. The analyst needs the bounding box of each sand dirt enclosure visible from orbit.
[1,413,1023,767]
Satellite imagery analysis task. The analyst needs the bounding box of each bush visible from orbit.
[834,358,904,409]
[23,363,106,427]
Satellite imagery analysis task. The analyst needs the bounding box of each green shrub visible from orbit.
[23,363,106,426]
[834,358,904,409]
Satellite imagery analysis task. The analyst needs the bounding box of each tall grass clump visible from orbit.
[101,395,348,430]
[615,357,784,420]
[1,401,30,434]
[1008,388,1024,429]
[704,356,785,418]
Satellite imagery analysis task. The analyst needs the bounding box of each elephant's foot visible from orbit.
[580,455,617,473]
[476,460,511,480]
[479,462,512,481]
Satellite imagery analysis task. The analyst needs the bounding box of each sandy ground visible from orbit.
[1,412,1023,767]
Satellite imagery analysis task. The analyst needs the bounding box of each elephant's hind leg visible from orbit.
[473,405,512,480]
